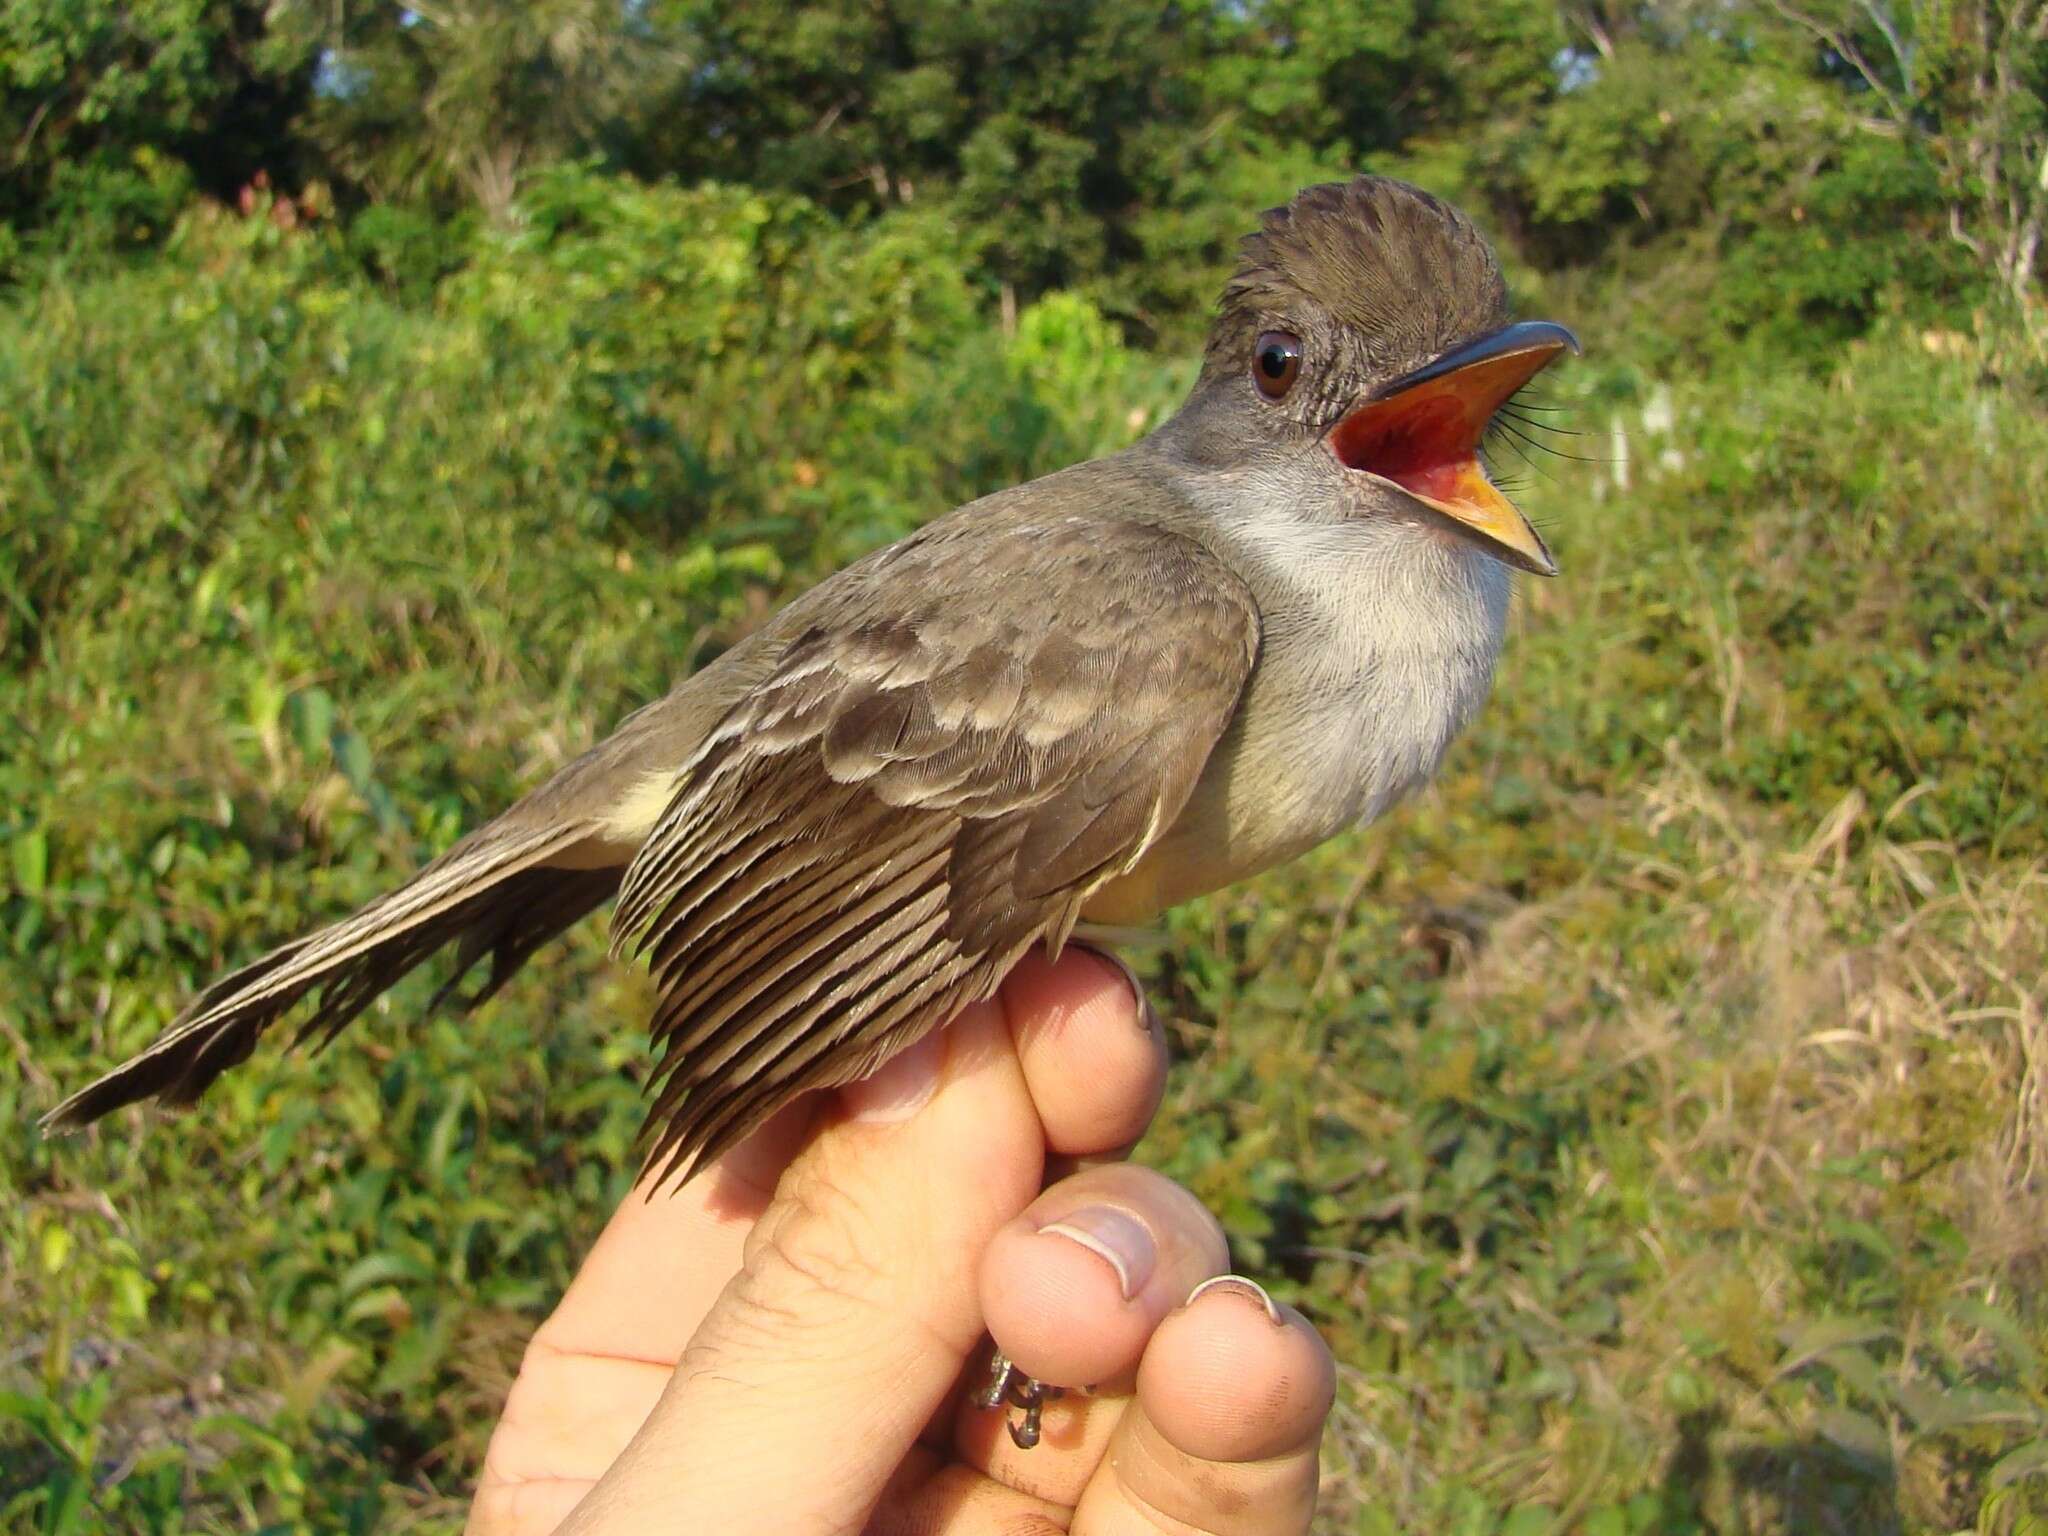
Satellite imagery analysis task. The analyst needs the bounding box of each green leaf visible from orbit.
[1774,1317,1891,1379]
[1889,1379,1950,1432]
[341,1286,408,1327]
[374,1310,452,1397]
[43,1465,93,1536]
[1945,1298,2040,1390]
[1990,1438,2048,1489]
[337,1252,431,1300]
[425,1083,471,1183]
[1908,1388,2042,1435]
[1662,1364,1711,1413]
[191,1411,296,1464]
[0,1390,53,1430]
[12,827,47,895]
[1499,1506,1556,1536]
[1822,1217,1895,1261]
[333,729,374,790]
[39,1225,73,1276]
[288,687,335,760]
[1818,1344,1888,1405]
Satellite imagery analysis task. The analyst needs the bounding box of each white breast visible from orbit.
[1121,498,1513,912]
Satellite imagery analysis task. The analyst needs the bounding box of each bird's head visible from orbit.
[1171,176,1578,577]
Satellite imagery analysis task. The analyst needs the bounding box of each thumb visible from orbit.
[556,999,1045,1534]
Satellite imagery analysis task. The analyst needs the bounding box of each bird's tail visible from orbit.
[40,822,622,1132]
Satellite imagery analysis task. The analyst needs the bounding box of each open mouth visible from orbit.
[1326,320,1579,576]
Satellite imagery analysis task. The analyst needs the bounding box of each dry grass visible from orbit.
[7,225,2047,1531]
[1232,750,2048,1532]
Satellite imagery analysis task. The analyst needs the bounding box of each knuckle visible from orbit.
[674,1153,974,1383]
[698,1160,939,1356]
[751,1160,901,1304]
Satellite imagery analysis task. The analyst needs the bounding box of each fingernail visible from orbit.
[1072,943,1158,1037]
[841,1028,944,1123]
[1186,1274,1286,1326]
[1038,1206,1156,1302]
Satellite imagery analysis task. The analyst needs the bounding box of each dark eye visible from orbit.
[1253,331,1302,400]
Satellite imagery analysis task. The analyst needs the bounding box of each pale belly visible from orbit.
[1079,746,1383,924]
[1082,604,1505,924]
[1080,690,1410,924]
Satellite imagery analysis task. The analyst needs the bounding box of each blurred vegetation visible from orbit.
[4,1,2048,1532]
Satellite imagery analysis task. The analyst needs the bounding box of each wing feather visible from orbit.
[614,510,1260,1180]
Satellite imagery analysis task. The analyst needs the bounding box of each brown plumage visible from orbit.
[611,509,1257,1179]
[43,175,1577,1188]
[1205,179,1507,420]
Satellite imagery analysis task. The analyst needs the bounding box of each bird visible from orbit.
[44,174,1576,1206]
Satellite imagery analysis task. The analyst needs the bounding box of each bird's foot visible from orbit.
[973,1346,1066,1450]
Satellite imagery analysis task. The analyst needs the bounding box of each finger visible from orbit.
[1002,946,1166,1164]
[867,1463,1072,1536]
[956,1163,1228,1505]
[535,1095,818,1363]
[554,998,1046,1535]
[1072,1278,1334,1536]
[470,1098,817,1535]
[979,1164,1229,1389]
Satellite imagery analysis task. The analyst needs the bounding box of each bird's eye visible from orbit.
[1253,332,1303,401]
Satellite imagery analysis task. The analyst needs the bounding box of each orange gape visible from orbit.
[1325,332,1567,574]
[1327,343,1553,514]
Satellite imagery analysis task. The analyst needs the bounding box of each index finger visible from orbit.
[473,1097,823,1534]
[534,1094,820,1364]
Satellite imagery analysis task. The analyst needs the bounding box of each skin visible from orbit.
[467,946,1336,1535]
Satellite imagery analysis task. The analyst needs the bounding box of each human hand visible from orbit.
[467,947,1336,1534]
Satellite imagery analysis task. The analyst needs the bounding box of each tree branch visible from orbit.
[1763,0,1914,130]
[1852,0,1913,98]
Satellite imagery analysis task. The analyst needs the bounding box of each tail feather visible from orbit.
[426,861,623,1018]
[41,824,618,1132]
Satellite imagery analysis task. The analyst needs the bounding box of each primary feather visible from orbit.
[610,499,1260,1179]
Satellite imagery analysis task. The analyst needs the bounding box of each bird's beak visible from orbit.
[1327,320,1580,576]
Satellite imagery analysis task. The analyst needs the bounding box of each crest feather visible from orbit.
[1205,175,1508,378]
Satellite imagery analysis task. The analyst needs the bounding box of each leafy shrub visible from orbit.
[3,167,2044,1533]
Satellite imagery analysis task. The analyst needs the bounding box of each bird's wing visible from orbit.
[612,512,1260,1181]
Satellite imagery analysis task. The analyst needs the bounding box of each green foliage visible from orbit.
[4,1,2046,1530]
[1709,135,1974,362]
[632,0,1569,312]
[4,163,2046,1529]
[3,0,2024,345]
[635,0,1229,297]
[342,202,477,300]
[1457,15,1982,371]
[0,0,313,244]
[288,0,685,222]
